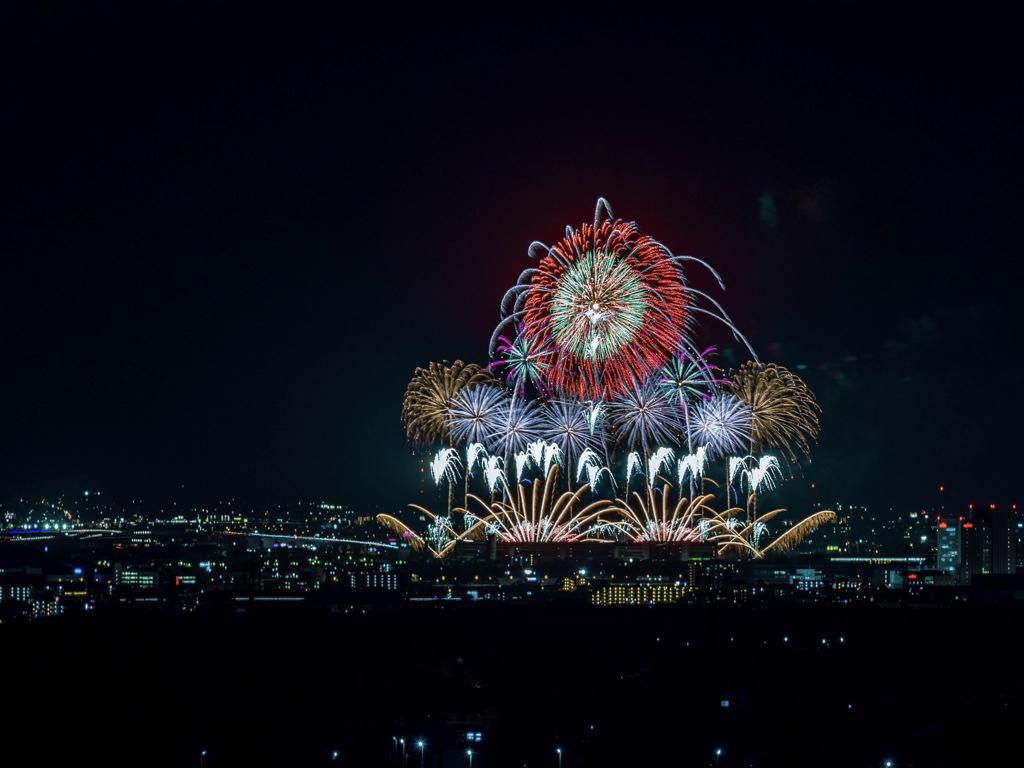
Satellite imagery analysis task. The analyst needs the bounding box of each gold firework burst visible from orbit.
[725,361,821,467]
[400,360,499,448]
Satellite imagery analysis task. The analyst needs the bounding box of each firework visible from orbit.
[687,392,753,459]
[389,199,835,561]
[482,454,505,490]
[492,202,689,401]
[485,395,545,463]
[739,455,783,494]
[487,324,555,399]
[539,397,607,470]
[757,510,838,555]
[446,384,509,447]
[465,442,489,475]
[725,361,821,467]
[429,447,462,486]
[604,485,715,543]
[376,509,459,559]
[460,465,612,543]
[658,345,730,410]
[401,360,500,448]
[509,438,565,481]
[677,446,708,487]
[605,376,682,452]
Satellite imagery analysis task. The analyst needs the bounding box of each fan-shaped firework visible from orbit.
[605,376,681,452]
[376,509,460,559]
[446,384,509,447]
[687,392,753,459]
[757,510,837,555]
[604,485,715,543]
[725,361,821,467]
[460,465,612,544]
[401,360,500,448]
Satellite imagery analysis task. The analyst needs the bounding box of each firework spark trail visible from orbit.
[577,448,604,483]
[482,455,505,491]
[742,455,783,494]
[584,463,613,493]
[524,439,562,480]
[540,441,562,477]
[513,451,531,483]
[466,442,489,475]
[677,447,708,486]
[647,446,675,483]
[626,451,643,481]
[429,448,462,485]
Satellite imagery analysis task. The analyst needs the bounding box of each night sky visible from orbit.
[3,5,1021,516]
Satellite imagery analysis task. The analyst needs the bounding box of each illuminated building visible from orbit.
[936,519,961,579]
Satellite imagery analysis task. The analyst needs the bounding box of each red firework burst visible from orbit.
[520,214,691,401]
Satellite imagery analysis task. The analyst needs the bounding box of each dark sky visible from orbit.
[2,4,1021,516]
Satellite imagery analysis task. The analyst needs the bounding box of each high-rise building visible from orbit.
[989,505,1017,575]
[936,520,961,580]
[960,518,991,585]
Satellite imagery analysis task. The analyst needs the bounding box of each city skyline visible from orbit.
[2,491,1020,767]
[2,5,1021,518]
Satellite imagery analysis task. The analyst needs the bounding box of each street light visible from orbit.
[715,747,722,767]
[400,738,407,766]
[418,740,425,768]
[467,748,473,768]
[200,750,207,768]
[556,746,562,768]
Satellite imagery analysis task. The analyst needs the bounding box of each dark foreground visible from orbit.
[6,597,1021,768]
